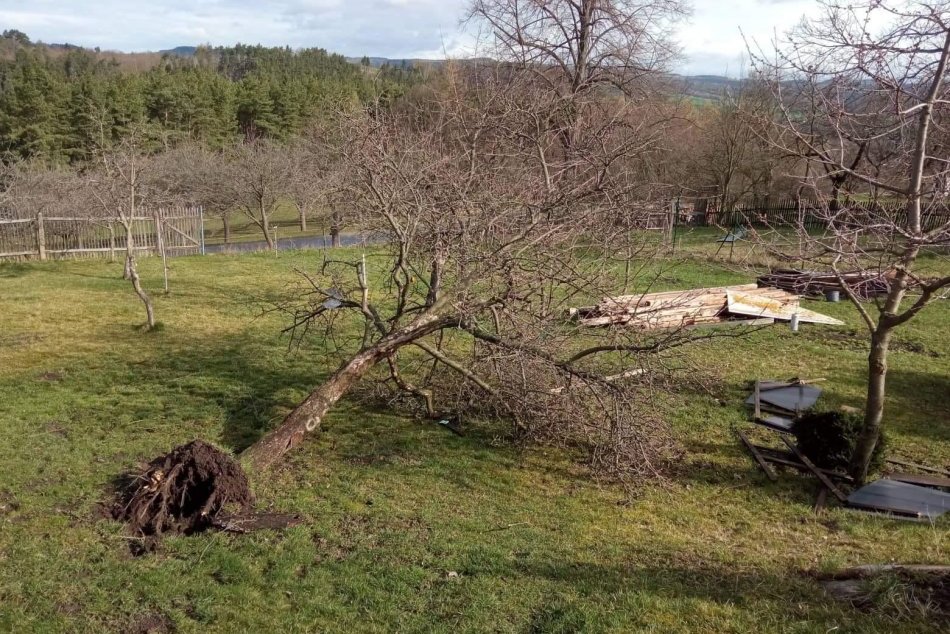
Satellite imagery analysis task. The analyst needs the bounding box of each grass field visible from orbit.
[0,242,947,632]
[202,204,334,246]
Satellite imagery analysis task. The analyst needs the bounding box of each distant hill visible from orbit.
[673,75,743,100]
[32,35,750,104]
[160,46,197,57]
[345,56,445,69]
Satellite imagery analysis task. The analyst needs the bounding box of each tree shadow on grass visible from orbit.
[502,559,862,631]
[830,367,950,445]
[880,368,950,444]
[0,262,39,278]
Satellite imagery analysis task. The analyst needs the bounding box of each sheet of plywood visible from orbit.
[727,291,844,326]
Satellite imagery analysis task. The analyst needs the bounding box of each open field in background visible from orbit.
[202,203,338,246]
[0,244,947,632]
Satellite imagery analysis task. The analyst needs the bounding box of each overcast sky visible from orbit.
[1,0,821,76]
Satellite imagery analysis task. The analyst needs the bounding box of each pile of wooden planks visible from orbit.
[757,269,891,299]
[571,284,809,329]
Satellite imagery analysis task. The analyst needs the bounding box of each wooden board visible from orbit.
[736,430,778,481]
[727,291,844,325]
[782,436,848,502]
[885,473,950,490]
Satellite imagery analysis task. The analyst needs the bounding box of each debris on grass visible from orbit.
[571,283,844,329]
[738,380,949,520]
[745,378,823,422]
[757,269,893,300]
[846,479,950,520]
[570,284,789,329]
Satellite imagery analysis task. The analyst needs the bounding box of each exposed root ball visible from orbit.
[112,440,253,536]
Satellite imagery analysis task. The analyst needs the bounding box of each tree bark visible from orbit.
[330,211,342,248]
[122,223,156,330]
[299,207,307,232]
[127,253,156,330]
[240,345,387,472]
[261,204,274,249]
[241,310,456,472]
[850,327,891,482]
[222,214,231,244]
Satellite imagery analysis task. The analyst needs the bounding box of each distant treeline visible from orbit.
[0,30,426,163]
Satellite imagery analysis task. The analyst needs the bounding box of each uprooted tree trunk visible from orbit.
[111,0,694,539]
[241,309,455,471]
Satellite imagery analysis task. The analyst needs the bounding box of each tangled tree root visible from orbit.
[111,440,254,537]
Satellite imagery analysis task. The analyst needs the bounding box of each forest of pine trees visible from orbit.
[0,31,426,163]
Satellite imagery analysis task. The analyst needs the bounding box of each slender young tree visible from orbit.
[91,126,160,330]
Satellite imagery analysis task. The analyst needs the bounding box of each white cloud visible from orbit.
[678,0,819,75]
[1,0,830,74]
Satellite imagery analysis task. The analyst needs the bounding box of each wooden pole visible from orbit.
[36,213,46,261]
[199,206,206,255]
[154,210,169,293]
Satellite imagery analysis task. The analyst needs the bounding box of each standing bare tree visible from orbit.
[224,139,302,249]
[751,1,950,481]
[91,127,160,330]
[150,144,234,243]
[695,77,783,208]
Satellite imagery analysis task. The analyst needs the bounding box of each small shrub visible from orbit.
[793,410,887,473]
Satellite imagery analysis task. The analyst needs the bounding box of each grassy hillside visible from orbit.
[0,244,947,632]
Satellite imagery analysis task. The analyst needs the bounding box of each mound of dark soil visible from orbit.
[112,440,253,536]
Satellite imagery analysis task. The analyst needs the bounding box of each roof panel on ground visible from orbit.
[744,384,822,413]
[847,479,950,519]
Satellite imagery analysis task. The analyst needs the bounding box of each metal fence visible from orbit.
[0,207,204,261]
[700,198,950,231]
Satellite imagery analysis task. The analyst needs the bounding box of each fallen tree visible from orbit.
[114,0,713,537]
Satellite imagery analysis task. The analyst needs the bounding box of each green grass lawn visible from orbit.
[0,247,947,632]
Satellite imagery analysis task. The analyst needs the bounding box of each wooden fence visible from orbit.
[0,207,204,261]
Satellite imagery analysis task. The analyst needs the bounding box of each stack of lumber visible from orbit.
[757,269,890,299]
[570,284,798,329]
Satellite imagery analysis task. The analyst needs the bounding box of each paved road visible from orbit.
[204,233,372,254]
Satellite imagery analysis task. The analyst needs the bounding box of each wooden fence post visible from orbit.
[36,213,47,261]
[154,210,169,292]
[109,223,116,262]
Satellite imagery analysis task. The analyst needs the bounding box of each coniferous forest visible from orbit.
[0,30,424,163]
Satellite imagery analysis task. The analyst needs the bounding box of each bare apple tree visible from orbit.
[224,139,302,249]
[749,1,950,481]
